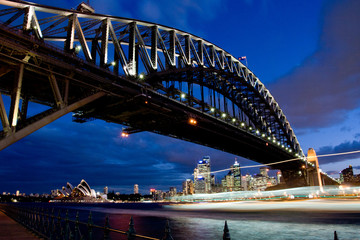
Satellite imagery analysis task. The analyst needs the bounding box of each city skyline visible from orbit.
[0,0,359,194]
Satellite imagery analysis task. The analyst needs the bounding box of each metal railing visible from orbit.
[0,204,341,240]
[0,204,172,240]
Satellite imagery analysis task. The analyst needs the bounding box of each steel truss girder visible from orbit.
[0,91,105,150]
[0,0,303,156]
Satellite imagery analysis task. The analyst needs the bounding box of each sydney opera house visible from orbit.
[51,179,106,201]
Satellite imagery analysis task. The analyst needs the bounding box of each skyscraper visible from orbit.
[134,184,139,194]
[232,160,241,191]
[194,156,211,193]
[260,167,269,178]
[182,179,194,195]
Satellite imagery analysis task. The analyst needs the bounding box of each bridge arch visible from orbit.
[0,1,310,176]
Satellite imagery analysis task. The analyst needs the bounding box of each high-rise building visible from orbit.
[260,167,269,178]
[194,156,211,193]
[182,179,194,195]
[16,190,20,196]
[169,187,177,197]
[103,186,108,195]
[277,171,282,184]
[232,160,241,191]
[134,184,139,194]
[341,165,354,183]
[222,160,242,192]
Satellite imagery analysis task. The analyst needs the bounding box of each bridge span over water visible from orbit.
[0,0,337,186]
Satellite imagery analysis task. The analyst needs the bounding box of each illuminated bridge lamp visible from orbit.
[181,93,186,99]
[232,118,236,122]
[75,45,82,54]
[189,118,197,125]
[221,113,226,118]
[241,122,245,127]
[111,61,116,66]
[210,107,215,112]
[121,132,129,138]
[139,73,144,79]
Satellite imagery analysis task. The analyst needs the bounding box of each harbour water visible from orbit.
[12,199,360,239]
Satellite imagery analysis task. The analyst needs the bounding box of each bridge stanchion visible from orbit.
[223,221,231,240]
[334,231,339,240]
[103,215,110,240]
[127,216,136,240]
[87,211,94,240]
[162,219,174,240]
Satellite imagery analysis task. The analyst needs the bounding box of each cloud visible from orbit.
[269,0,360,129]
[317,140,360,165]
[0,115,254,194]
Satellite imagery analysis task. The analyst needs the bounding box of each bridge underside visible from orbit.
[0,19,336,187]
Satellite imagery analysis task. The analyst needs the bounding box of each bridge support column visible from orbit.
[307,148,324,191]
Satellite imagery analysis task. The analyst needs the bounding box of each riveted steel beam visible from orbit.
[0,93,10,134]
[8,63,24,129]
[0,91,106,150]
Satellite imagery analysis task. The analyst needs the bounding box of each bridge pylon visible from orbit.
[306,148,324,191]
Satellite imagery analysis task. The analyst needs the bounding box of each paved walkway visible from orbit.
[0,210,39,240]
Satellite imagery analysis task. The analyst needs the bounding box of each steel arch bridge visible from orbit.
[0,0,336,186]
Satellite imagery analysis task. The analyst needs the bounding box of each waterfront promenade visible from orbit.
[0,210,38,240]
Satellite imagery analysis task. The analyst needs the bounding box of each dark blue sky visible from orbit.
[1,0,359,194]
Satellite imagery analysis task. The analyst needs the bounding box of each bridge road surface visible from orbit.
[0,210,39,239]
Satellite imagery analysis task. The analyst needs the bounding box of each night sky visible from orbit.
[1,0,359,194]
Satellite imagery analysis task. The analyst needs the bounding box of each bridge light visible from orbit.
[261,133,266,138]
[289,149,292,153]
[285,147,288,150]
[75,45,82,53]
[272,139,276,143]
[189,118,197,125]
[248,126,253,131]
[255,130,260,135]
[281,144,285,148]
[277,142,280,145]
[222,113,226,118]
[181,93,186,99]
[111,61,116,66]
[267,136,271,140]
[241,122,245,127]
[121,132,129,138]
[232,118,236,122]
[139,73,144,79]
[210,107,215,112]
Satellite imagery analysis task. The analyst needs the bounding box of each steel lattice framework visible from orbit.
[0,0,312,172]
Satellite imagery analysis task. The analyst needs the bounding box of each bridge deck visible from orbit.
[0,210,38,240]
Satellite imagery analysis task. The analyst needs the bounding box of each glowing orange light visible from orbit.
[145,101,148,104]
[121,132,129,138]
[150,188,156,192]
[189,118,197,125]
[266,142,268,146]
